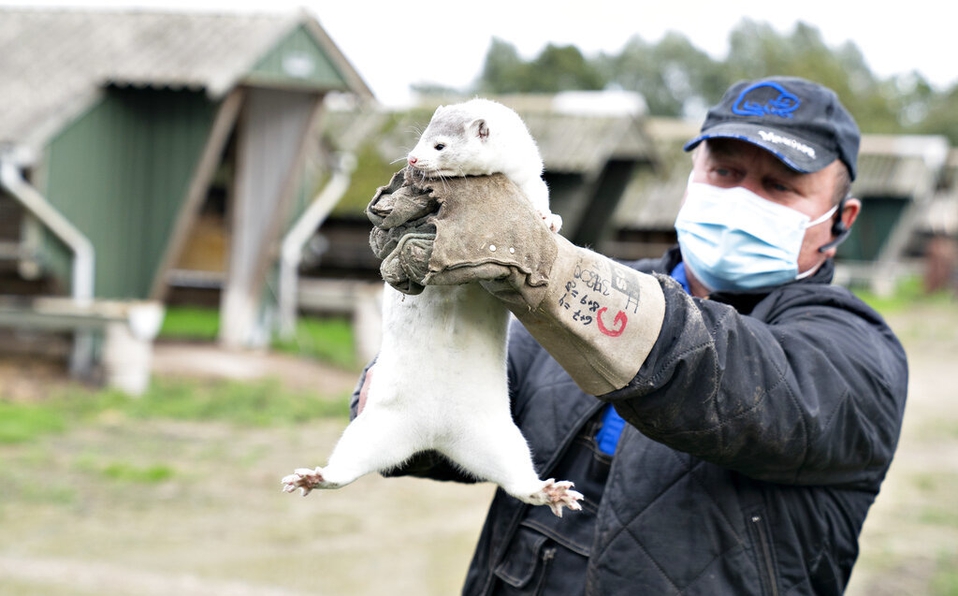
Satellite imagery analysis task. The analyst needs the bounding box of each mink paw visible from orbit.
[281,467,326,497]
[535,478,584,518]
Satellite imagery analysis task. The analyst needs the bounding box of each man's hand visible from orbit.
[366,169,667,396]
[367,170,556,299]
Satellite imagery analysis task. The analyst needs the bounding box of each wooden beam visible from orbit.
[219,89,322,347]
[250,95,325,306]
[148,88,245,301]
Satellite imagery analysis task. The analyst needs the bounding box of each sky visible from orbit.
[4,0,954,107]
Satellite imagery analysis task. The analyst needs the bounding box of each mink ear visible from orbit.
[468,118,490,141]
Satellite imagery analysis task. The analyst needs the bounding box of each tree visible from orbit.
[529,43,606,92]
[476,38,527,95]
[599,32,725,118]
[477,39,604,94]
[916,83,958,142]
[722,20,901,133]
[470,19,957,142]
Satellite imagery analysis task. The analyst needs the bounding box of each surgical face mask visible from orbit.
[675,181,837,292]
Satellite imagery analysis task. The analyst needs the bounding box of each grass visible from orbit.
[158,306,221,341]
[0,377,350,445]
[850,276,958,345]
[0,401,66,444]
[99,462,176,484]
[271,315,357,370]
[1,305,357,449]
[160,306,360,370]
[69,454,178,485]
[933,551,958,595]
[851,275,956,315]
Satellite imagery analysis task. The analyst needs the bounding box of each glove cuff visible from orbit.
[501,235,666,395]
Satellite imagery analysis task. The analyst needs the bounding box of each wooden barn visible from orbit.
[0,8,371,345]
[0,8,371,389]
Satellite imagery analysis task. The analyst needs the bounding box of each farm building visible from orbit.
[0,8,371,389]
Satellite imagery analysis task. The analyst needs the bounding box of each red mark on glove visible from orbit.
[596,307,627,337]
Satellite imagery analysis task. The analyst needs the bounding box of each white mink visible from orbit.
[407,98,562,232]
[282,98,581,517]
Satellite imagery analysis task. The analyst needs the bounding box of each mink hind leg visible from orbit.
[440,414,585,516]
[287,409,423,492]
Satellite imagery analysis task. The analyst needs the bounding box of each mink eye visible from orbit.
[434,143,445,151]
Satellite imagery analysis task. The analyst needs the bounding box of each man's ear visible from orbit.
[842,197,862,229]
[819,197,861,254]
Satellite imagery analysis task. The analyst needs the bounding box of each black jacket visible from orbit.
[366,250,908,595]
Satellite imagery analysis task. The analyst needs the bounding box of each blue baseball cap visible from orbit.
[684,76,860,180]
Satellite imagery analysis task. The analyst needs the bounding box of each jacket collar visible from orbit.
[663,246,836,315]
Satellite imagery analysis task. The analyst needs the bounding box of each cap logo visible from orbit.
[732,82,800,119]
[757,130,816,158]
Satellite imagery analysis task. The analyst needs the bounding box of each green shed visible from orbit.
[0,8,372,348]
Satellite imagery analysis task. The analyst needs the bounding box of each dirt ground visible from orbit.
[844,303,958,595]
[1,302,956,595]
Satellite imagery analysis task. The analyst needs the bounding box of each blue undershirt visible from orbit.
[593,261,689,455]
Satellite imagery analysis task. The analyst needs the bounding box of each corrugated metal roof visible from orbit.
[0,8,370,152]
[853,153,930,198]
[853,135,949,198]
[521,111,653,174]
[330,93,657,178]
[492,93,656,175]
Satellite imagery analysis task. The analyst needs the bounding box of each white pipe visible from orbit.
[0,158,95,302]
[278,152,357,337]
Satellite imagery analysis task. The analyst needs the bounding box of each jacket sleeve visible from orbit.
[605,277,909,488]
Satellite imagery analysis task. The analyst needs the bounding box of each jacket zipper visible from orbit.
[536,547,557,596]
[751,515,780,596]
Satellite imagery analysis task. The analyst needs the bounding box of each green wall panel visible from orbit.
[837,196,910,262]
[248,24,349,90]
[42,87,217,299]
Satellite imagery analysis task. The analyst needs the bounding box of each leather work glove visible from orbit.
[367,168,666,396]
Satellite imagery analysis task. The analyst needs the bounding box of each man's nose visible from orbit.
[735,176,765,197]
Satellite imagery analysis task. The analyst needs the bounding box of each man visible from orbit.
[359,76,908,595]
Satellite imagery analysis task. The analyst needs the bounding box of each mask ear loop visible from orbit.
[818,195,851,253]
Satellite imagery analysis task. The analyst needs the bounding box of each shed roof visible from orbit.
[0,8,372,154]
[854,135,950,198]
[490,92,656,175]
[357,92,656,176]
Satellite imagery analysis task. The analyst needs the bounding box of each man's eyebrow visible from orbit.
[706,140,801,178]
[705,140,737,157]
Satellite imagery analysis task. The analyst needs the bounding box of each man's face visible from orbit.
[688,138,853,287]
